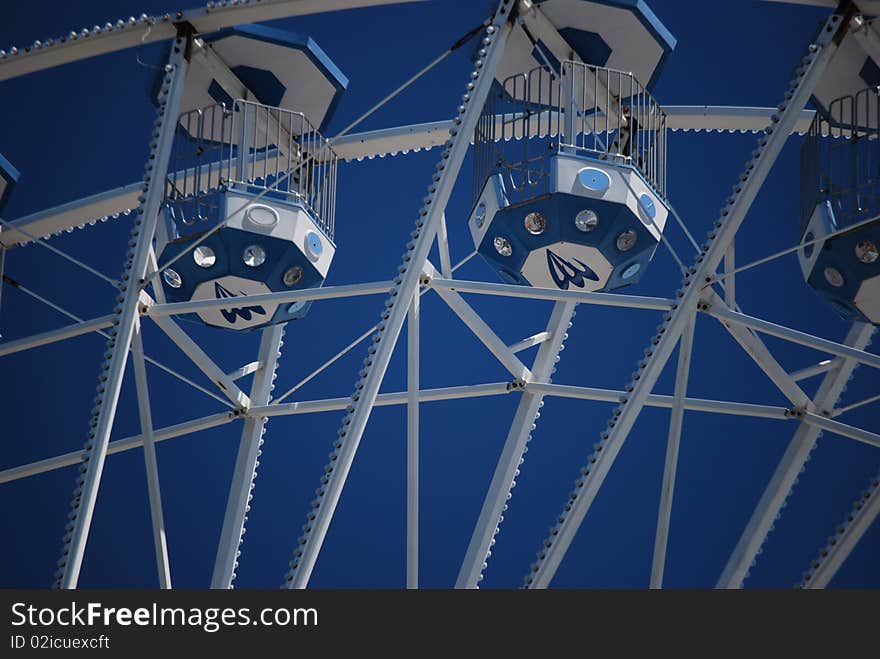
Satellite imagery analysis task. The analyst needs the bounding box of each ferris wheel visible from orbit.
[0,0,878,589]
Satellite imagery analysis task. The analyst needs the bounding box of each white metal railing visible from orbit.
[164,100,338,239]
[474,60,667,205]
[801,87,880,234]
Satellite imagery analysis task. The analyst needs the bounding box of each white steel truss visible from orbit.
[0,0,877,592]
[522,9,853,589]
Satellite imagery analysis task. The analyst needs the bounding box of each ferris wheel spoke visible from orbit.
[269,255,475,407]
[832,390,880,417]
[0,313,116,357]
[0,217,118,286]
[131,320,172,589]
[522,9,850,589]
[705,304,880,372]
[802,413,880,449]
[507,331,551,354]
[0,278,235,408]
[256,382,514,419]
[212,324,286,589]
[456,300,576,589]
[280,4,515,589]
[650,311,696,589]
[406,293,419,589]
[430,277,674,311]
[790,358,842,382]
[529,382,791,420]
[708,295,811,408]
[0,411,238,485]
[436,213,453,279]
[145,280,394,319]
[53,36,190,589]
[724,244,736,308]
[717,322,875,589]
[432,280,534,382]
[799,467,880,588]
[150,314,251,408]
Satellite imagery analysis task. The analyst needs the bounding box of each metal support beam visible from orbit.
[436,213,453,280]
[802,412,880,449]
[255,382,515,418]
[523,11,848,588]
[211,325,286,589]
[530,382,791,420]
[800,469,880,589]
[227,361,262,382]
[650,312,695,589]
[407,293,419,589]
[54,39,189,589]
[131,322,172,589]
[431,278,673,311]
[707,304,880,372]
[456,301,576,588]
[711,297,811,408]
[791,358,840,382]
[0,412,238,484]
[280,9,513,588]
[0,314,115,357]
[717,322,875,588]
[433,284,533,382]
[508,331,551,354]
[724,245,736,308]
[833,391,880,417]
[150,314,250,408]
[145,280,394,318]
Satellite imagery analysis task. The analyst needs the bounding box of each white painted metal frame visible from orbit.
[406,294,419,589]
[0,106,820,251]
[523,10,851,589]
[456,300,576,588]
[650,311,695,589]
[211,324,286,588]
[799,468,880,589]
[150,313,251,408]
[717,322,875,588]
[2,0,878,592]
[55,35,190,589]
[131,320,172,589]
[281,6,515,588]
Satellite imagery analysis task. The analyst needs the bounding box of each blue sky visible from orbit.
[0,0,878,588]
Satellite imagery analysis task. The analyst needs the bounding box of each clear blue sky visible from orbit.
[0,0,878,588]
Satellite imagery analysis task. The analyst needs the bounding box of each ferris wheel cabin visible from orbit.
[155,25,346,331]
[468,0,674,291]
[799,17,880,325]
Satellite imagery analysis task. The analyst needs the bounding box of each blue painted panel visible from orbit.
[230,65,286,107]
[207,79,235,109]
[157,221,327,330]
[859,57,880,91]
[805,221,880,324]
[476,190,659,291]
[558,27,612,67]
